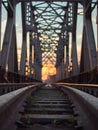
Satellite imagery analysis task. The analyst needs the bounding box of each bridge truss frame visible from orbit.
[0,0,97,82]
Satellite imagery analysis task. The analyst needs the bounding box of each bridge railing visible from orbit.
[0,66,41,83]
[58,83,98,97]
[59,67,98,84]
[0,83,37,95]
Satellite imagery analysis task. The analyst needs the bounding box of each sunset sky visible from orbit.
[1,1,97,80]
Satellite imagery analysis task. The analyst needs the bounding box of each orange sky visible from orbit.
[42,62,56,80]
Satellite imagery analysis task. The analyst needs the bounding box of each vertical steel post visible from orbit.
[8,25,18,72]
[63,7,70,78]
[29,32,33,76]
[71,3,79,76]
[96,0,98,70]
[80,0,97,72]
[20,2,27,75]
[0,0,1,51]
[1,0,17,71]
[0,1,1,64]
[65,42,69,78]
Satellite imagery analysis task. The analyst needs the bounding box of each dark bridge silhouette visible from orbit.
[0,1,98,130]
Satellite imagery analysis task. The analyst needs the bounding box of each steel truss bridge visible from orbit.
[0,1,98,130]
[0,0,98,83]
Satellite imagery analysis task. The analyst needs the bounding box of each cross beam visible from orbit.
[17,0,82,3]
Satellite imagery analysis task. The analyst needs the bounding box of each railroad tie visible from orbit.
[16,85,83,130]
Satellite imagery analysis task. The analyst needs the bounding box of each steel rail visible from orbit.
[57,82,98,97]
[0,84,41,130]
[0,83,98,130]
[56,84,98,130]
[57,82,98,87]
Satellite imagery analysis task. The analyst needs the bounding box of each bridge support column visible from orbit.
[29,32,34,76]
[96,0,98,70]
[71,3,78,76]
[29,43,32,75]
[80,0,97,72]
[8,25,18,72]
[56,67,59,82]
[58,65,61,81]
[1,0,18,72]
[0,1,1,62]
[20,2,27,75]
[65,45,69,78]
[61,60,65,80]
[34,62,41,81]
[57,66,61,81]
[56,61,65,81]
[56,66,61,82]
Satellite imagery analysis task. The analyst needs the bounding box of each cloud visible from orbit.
[1,19,22,48]
[77,34,82,40]
[1,19,7,48]
[1,19,7,34]
[16,23,22,33]
[92,17,96,24]
[16,22,22,48]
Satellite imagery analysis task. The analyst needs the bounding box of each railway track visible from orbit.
[16,85,83,130]
[0,83,98,130]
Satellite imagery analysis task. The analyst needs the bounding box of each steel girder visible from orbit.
[8,26,18,72]
[0,0,97,81]
[32,36,42,80]
[20,2,27,75]
[1,0,18,73]
[65,44,69,78]
[0,1,1,65]
[96,0,98,68]
[33,2,66,67]
[56,59,65,81]
[71,2,79,75]
[27,3,42,78]
[17,0,82,3]
[19,2,42,77]
[56,35,64,66]
[56,3,75,78]
[56,3,69,64]
[80,0,97,72]
[33,61,41,81]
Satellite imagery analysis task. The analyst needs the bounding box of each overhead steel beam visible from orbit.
[8,1,14,13]
[17,0,82,2]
